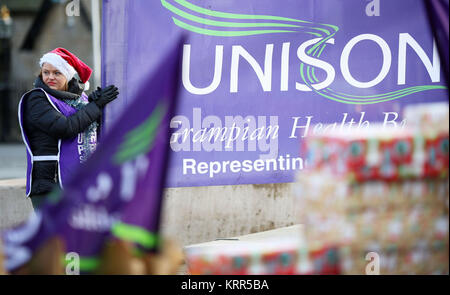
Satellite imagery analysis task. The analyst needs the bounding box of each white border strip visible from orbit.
[33,156,59,161]
[18,88,63,196]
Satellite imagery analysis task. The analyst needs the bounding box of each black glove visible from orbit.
[88,85,119,108]
[87,87,100,102]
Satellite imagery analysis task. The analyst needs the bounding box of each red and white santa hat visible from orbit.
[39,47,92,89]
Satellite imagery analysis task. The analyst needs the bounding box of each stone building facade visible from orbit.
[1,0,94,141]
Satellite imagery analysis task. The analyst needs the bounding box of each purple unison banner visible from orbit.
[2,39,182,273]
[102,0,448,188]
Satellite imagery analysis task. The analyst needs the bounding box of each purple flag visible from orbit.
[2,36,183,274]
[424,0,449,85]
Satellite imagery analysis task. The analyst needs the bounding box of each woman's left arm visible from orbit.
[26,92,103,139]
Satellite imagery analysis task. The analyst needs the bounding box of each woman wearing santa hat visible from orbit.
[18,47,119,208]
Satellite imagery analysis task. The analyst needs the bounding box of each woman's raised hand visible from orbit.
[89,85,120,108]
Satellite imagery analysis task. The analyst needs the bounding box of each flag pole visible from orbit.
[91,0,101,88]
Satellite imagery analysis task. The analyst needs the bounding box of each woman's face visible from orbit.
[41,63,67,91]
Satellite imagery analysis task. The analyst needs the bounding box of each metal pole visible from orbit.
[0,5,12,142]
[91,0,101,88]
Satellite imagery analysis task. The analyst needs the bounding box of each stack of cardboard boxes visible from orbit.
[294,103,449,274]
[185,235,313,275]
